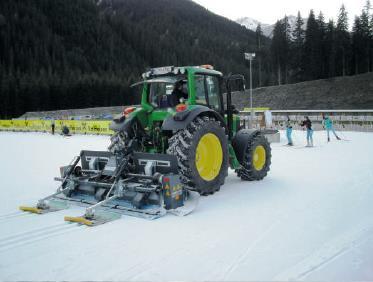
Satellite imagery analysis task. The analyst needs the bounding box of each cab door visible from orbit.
[194,74,224,116]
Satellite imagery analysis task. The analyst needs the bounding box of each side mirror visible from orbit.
[232,104,239,114]
[225,104,240,114]
[225,74,246,93]
[237,80,246,92]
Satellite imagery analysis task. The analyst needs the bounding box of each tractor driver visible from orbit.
[169,80,188,107]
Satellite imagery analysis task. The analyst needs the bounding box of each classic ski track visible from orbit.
[273,220,373,281]
[221,219,282,280]
[0,223,66,244]
[0,212,34,222]
[0,222,83,253]
[0,211,24,219]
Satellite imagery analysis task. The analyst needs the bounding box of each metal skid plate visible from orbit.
[55,193,167,220]
[19,199,69,214]
[64,210,122,226]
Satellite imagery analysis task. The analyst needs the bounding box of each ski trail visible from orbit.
[273,220,373,281]
[0,212,33,222]
[0,223,84,253]
[0,223,66,244]
[221,220,281,280]
[0,211,23,219]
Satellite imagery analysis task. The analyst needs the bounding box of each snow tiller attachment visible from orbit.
[20,150,199,226]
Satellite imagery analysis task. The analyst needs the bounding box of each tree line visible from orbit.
[0,0,265,118]
[0,0,372,118]
[260,1,373,86]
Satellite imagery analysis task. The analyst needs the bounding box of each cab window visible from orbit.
[205,76,221,111]
[195,75,207,105]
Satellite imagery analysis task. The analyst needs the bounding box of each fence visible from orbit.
[2,109,373,135]
[238,110,373,132]
[0,119,114,135]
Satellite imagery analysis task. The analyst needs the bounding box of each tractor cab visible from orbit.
[136,65,224,111]
[129,65,244,142]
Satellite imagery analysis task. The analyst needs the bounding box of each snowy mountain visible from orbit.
[236,17,273,37]
[236,15,307,38]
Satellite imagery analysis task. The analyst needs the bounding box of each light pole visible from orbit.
[244,52,256,128]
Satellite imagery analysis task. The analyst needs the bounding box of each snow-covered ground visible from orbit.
[0,130,373,281]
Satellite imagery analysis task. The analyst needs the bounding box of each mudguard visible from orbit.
[231,129,261,164]
[109,115,132,132]
[161,105,225,131]
[109,116,146,140]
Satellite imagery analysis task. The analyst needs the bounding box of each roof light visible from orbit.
[200,64,214,70]
[123,106,136,116]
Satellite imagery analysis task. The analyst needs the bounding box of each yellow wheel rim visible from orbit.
[195,133,223,181]
[253,145,266,171]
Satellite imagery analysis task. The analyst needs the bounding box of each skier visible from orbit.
[51,118,55,135]
[322,114,341,142]
[285,116,293,146]
[300,116,313,147]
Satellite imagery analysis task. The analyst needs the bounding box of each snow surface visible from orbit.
[0,130,373,281]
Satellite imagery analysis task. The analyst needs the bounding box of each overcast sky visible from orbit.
[193,0,368,27]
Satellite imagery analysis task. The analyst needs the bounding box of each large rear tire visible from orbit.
[237,133,271,181]
[167,116,228,195]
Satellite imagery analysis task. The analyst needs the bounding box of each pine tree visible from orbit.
[325,20,337,77]
[352,16,364,74]
[283,16,292,83]
[270,17,291,85]
[317,12,327,78]
[256,24,263,87]
[271,21,283,85]
[336,4,350,76]
[359,2,371,72]
[303,10,323,80]
[363,0,373,72]
[291,11,305,82]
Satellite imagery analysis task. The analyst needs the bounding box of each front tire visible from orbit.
[167,116,228,195]
[237,133,271,181]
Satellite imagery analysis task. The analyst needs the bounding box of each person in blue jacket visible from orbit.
[322,114,341,142]
[285,116,293,146]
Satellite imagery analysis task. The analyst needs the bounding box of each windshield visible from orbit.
[148,75,188,108]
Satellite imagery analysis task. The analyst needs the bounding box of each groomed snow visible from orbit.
[0,130,372,281]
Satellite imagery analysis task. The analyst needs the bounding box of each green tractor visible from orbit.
[20,65,271,225]
[112,65,271,194]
